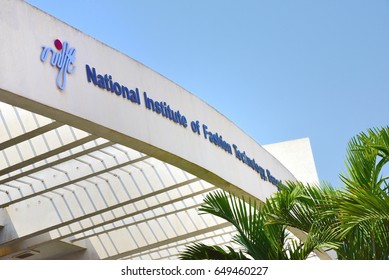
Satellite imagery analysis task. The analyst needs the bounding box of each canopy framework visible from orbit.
[0,101,237,260]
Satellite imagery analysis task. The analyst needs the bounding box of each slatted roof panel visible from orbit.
[0,101,235,260]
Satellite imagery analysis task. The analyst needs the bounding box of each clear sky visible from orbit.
[27,0,389,187]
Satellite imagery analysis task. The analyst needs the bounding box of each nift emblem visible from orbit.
[40,39,76,90]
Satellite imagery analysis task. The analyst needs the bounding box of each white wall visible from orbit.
[264,138,319,185]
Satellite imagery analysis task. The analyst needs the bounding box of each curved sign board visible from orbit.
[0,1,296,202]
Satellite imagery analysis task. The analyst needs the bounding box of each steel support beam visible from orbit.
[0,141,113,185]
[0,178,201,247]
[104,222,231,260]
[68,203,203,243]
[0,155,150,208]
[0,135,98,177]
[0,121,64,151]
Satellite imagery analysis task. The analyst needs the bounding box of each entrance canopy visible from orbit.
[0,101,237,259]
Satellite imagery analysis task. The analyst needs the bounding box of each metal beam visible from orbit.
[0,121,64,151]
[0,177,201,247]
[56,185,214,242]
[68,203,204,243]
[0,155,150,208]
[0,134,98,177]
[127,228,237,260]
[103,222,231,260]
[0,141,113,185]
[47,179,207,242]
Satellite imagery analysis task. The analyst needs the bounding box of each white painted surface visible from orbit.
[0,0,320,260]
[0,0,297,202]
[264,138,319,184]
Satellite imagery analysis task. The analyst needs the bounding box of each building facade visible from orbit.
[0,0,320,260]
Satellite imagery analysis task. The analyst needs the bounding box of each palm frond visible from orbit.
[338,127,389,259]
[179,127,389,260]
[180,242,249,260]
[265,181,340,233]
[199,190,288,259]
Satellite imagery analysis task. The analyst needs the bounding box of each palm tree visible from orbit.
[180,127,389,260]
[264,181,342,258]
[266,127,389,259]
[180,189,338,260]
[337,127,389,259]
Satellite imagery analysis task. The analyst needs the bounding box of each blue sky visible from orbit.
[27,0,389,187]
